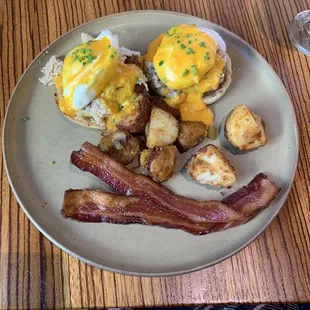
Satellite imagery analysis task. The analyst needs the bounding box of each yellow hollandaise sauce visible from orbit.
[99,63,143,130]
[144,24,226,127]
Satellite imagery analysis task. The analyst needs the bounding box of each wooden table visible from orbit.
[1,0,309,308]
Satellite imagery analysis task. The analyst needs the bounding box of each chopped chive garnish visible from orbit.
[22,117,30,121]
[187,47,195,55]
[180,43,186,50]
[49,161,56,165]
[191,64,197,75]
[82,62,86,66]
[108,44,111,48]
[185,34,190,38]
[199,42,206,47]
[177,40,181,43]
[118,104,124,111]
[110,54,114,58]
[188,40,192,44]
[132,95,139,103]
[161,78,167,83]
[204,52,210,60]
[182,69,190,76]
[194,38,198,42]
[158,60,164,66]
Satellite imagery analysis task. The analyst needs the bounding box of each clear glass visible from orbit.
[289,10,310,56]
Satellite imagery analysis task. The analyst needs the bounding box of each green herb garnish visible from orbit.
[158,60,164,66]
[187,47,195,55]
[161,78,167,83]
[118,104,124,112]
[110,54,114,58]
[22,117,30,121]
[199,42,206,47]
[182,69,190,76]
[185,34,190,38]
[132,95,139,103]
[188,40,192,44]
[180,44,186,50]
[87,54,96,63]
[191,64,197,75]
[204,52,210,60]
[49,161,56,165]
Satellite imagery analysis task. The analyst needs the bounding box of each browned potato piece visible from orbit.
[146,108,179,148]
[187,144,236,188]
[140,149,151,168]
[117,91,151,134]
[176,121,207,153]
[98,130,140,165]
[147,146,177,182]
[225,105,267,151]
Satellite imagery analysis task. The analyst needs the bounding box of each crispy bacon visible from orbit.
[212,173,280,231]
[62,172,280,235]
[71,142,245,224]
[62,189,217,235]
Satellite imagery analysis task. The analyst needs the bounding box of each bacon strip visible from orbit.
[62,189,216,235]
[70,142,245,224]
[62,172,280,235]
[212,173,280,231]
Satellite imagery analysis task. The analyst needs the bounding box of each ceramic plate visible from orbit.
[3,11,298,276]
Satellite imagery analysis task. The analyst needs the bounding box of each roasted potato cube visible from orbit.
[225,105,267,151]
[140,149,151,168]
[146,108,179,148]
[98,130,140,165]
[117,92,151,134]
[187,144,236,188]
[147,146,177,182]
[176,121,206,153]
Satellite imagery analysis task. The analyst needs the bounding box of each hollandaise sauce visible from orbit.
[99,63,143,130]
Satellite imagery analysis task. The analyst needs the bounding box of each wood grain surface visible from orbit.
[0,0,310,308]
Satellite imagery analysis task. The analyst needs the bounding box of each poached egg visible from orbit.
[143,24,228,127]
[54,30,145,129]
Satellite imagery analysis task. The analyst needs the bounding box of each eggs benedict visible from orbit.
[143,24,232,128]
[41,30,150,132]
